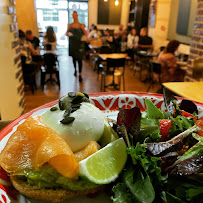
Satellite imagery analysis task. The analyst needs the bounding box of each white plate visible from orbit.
[0,92,203,203]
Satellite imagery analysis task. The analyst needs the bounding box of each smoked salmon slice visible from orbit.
[0,116,79,179]
[74,141,100,162]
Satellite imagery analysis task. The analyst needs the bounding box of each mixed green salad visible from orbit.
[111,89,203,203]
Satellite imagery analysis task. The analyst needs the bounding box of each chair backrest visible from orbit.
[43,53,57,72]
[106,58,126,73]
[193,57,203,80]
[150,61,162,74]
[149,61,162,82]
[45,44,52,50]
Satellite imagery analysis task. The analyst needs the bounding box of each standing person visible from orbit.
[137,27,153,51]
[127,28,139,60]
[66,11,86,82]
[26,30,40,50]
[43,26,57,50]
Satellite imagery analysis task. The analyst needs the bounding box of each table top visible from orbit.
[89,44,103,49]
[99,53,131,60]
[177,61,187,66]
[136,50,157,58]
[163,82,203,103]
[0,121,11,131]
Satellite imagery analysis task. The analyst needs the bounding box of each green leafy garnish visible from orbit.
[145,99,164,119]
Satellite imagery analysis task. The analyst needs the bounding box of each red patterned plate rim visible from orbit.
[0,91,203,142]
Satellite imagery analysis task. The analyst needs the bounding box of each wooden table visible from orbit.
[163,82,203,103]
[0,121,11,131]
[89,44,103,50]
[99,53,131,60]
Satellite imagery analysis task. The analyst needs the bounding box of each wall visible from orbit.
[186,0,203,81]
[167,0,198,45]
[148,0,172,51]
[15,0,128,35]
[148,0,190,54]
[15,0,38,37]
[88,0,129,30]
[0,0,24,120]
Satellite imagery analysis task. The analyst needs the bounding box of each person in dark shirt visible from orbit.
[101,28,115,52]
[137,27,153,51]
[26,30,40,50]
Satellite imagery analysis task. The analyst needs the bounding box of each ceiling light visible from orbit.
[115,0,119,6]
[104,0,108,2]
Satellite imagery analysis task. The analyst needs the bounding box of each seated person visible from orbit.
[19,30,37,64]
[87,25,101,40]
[127,28,139,60]
[120,29,128,52]
[137,27,153,51]
[43,26,57,50]
[88,24,95,33]
[157,40,184,83]
[101,28,113,43]
[114,25,124,52]
[114,25,124,41]
[87,24,96,39]
[19,30,37,90]
[26,30,40,50]
[86,25,102,58]
[101,28,115,51]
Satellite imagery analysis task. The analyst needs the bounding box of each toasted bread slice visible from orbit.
[10,176,105,202]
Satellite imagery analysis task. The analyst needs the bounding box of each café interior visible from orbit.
[0,0,203,121]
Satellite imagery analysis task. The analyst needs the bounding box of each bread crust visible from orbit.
[10,176,105,202]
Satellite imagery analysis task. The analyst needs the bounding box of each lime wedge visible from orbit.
[79,138,127,184]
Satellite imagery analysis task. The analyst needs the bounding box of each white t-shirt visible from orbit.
[127,34,139,49]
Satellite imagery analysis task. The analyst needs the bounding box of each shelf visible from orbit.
[128,1,136,28]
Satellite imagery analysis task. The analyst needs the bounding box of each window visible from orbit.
[49,0,58,6]
[43,11,59,21]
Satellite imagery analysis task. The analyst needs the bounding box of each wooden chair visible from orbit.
[101,58,126,91]
[147,61,162,92]
[41,53,60,89]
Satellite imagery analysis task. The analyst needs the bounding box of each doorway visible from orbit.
[35,0,88,47]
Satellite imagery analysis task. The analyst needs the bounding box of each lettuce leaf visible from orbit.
[176,143,203,163]
[145,99,164,119]
[112,183,135,203]
[112,143,167,203]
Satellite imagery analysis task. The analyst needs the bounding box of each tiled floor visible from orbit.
[24,48,160,112]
